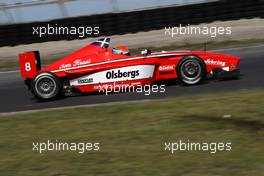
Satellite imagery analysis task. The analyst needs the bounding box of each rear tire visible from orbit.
[31,72,62,100]
[178,56,206,85]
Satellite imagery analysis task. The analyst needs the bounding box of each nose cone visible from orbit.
[229,56,240,70]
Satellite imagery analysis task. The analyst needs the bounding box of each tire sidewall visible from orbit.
[177,56,206,85]
[31,72,62,100]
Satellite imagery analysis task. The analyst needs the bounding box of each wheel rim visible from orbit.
[35,76,57,99]
[180,60,201,82]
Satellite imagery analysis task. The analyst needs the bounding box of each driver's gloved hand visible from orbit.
[141,49,152,56]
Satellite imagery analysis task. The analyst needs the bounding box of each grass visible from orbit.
[0,90,263,175]
[1,38,264,71]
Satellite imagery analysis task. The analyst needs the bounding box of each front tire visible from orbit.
[178,56,206,85]
[31,72,62,100]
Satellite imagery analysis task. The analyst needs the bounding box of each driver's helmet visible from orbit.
[112,46,130,55]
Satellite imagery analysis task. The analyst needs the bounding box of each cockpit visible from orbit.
[91,37,152,56]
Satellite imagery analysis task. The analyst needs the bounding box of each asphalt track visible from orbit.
[0,45,264,113]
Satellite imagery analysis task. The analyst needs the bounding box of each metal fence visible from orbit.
[0,0,215,25]
[0,0,264,47]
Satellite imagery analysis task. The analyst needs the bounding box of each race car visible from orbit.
[18,37,240,100]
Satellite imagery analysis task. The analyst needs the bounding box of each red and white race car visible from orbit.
[19,38,240,100]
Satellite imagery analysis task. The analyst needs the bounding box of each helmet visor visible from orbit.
[112,48,123,54]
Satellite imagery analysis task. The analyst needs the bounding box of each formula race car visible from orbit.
[19,38,240,100]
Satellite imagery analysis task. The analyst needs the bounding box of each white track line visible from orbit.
[0,70,19,74]
[210,44,264,52]
[0,99,158,117]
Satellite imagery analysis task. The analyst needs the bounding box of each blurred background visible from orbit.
[0,0,214,24]
[0,0,263,47]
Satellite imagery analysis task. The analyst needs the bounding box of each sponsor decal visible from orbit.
[159,65,175,71]
[70,65,155,86]
[73,59,91,66]
[59,59,91,70]
[106,70,140,79]
[205,59,226,67]
[78,78,93,84]
[59,63,71,70]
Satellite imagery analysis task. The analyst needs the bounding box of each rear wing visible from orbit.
[18,51,41,78]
